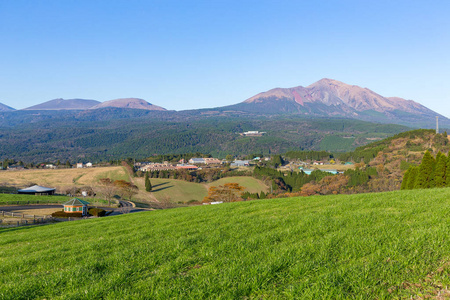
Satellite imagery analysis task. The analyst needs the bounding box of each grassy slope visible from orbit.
[145,178,208,203]
[0,194,109,205]
[208,176,269,194]
[2,188,450,299]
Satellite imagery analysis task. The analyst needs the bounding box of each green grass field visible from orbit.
[0,194,109,206]
[148,178,208,203]
[209,176,269,194]
[2,188,450,299]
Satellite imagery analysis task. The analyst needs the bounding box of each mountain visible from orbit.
[23,98,100,110]
[224,78,447,128]
[90,98,166,111]
[0,102,15,112]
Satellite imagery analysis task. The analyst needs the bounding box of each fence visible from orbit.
[0,210,81,228]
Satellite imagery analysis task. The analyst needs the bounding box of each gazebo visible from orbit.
[62,198,90,216]
[18,185,56,195]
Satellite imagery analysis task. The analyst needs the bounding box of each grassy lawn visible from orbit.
[209,176,269,194]
[0,194,110,206]
[147,178,208,203]
[2,188,450,298]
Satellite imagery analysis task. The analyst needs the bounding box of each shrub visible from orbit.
[51,211,83,218]
[88,208,106,217]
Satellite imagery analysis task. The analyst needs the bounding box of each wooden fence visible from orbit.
[0,210,81,228]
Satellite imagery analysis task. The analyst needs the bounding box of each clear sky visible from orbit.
[1,0,449,116]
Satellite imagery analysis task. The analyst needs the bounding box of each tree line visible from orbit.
[401,150,450,190]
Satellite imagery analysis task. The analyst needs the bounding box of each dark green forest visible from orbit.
[0,108,410,163]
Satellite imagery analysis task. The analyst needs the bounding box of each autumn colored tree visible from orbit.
[145,172,152,192]
[203,183,244,203]
[114,180,138,201]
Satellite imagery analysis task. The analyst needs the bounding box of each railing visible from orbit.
[0,210,82,228]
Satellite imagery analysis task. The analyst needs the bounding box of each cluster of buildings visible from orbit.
[138,157,225,172]
[239,131,266,137]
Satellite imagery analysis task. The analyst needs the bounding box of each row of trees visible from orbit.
[401,151,450,190]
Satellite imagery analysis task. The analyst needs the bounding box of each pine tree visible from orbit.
[446,155,450,187]
[145,172,152,192]
[434,153,447,187]
[407,166,419,190]
[401,167,411,190]
[415,151,435,189]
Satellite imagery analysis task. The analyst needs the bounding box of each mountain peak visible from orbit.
[23,99,100,110]
[90,98,166,111]
[233,78,445,127]
[0,102,15,112]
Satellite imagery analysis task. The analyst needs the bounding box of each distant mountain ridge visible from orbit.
[224,78,447,127]
[24,98,100,110]
[0,102,15,112]
[90,98,166,111]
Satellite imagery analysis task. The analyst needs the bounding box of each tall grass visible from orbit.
[1,188,450,299]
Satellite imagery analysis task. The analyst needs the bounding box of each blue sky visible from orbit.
[1,0,449,117]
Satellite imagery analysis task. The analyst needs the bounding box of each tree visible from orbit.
[434,153,447,187]
[145,172,152,192]
[96,178,117,206]
[414,151,435,189]
[400,168,411,190]
[113,180,138,201]
[406,166,419,190]
[203,183,245,203]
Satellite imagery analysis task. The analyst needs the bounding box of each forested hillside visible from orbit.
[0,109,409,162]
[295,130,450,195]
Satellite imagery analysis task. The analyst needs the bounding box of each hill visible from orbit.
[224,78,449,128]
[90,98,166,111]
[23,98,100,110]
[2,188,450,298]
[0,112,410,162]
[0,102,15,112]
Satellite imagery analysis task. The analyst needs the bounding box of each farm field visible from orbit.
[2,188,450,298]
[0,166,129,192]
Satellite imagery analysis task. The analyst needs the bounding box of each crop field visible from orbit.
[2,188,450,299]
[0,166,128,192]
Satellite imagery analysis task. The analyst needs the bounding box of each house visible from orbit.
[140,163,177,171]
[77,163,84,168]
[62,198,89,216]
[18,185,56,195]
[189,158,206,164]
[45,164,56,169]
[230,160,250,167]
[85,162,93,168]
[203,158,222,164]
[241,131,266,136]
[176,164,198,170]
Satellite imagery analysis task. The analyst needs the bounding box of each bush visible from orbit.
[88,208,106,217]
[51,211,83,218]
